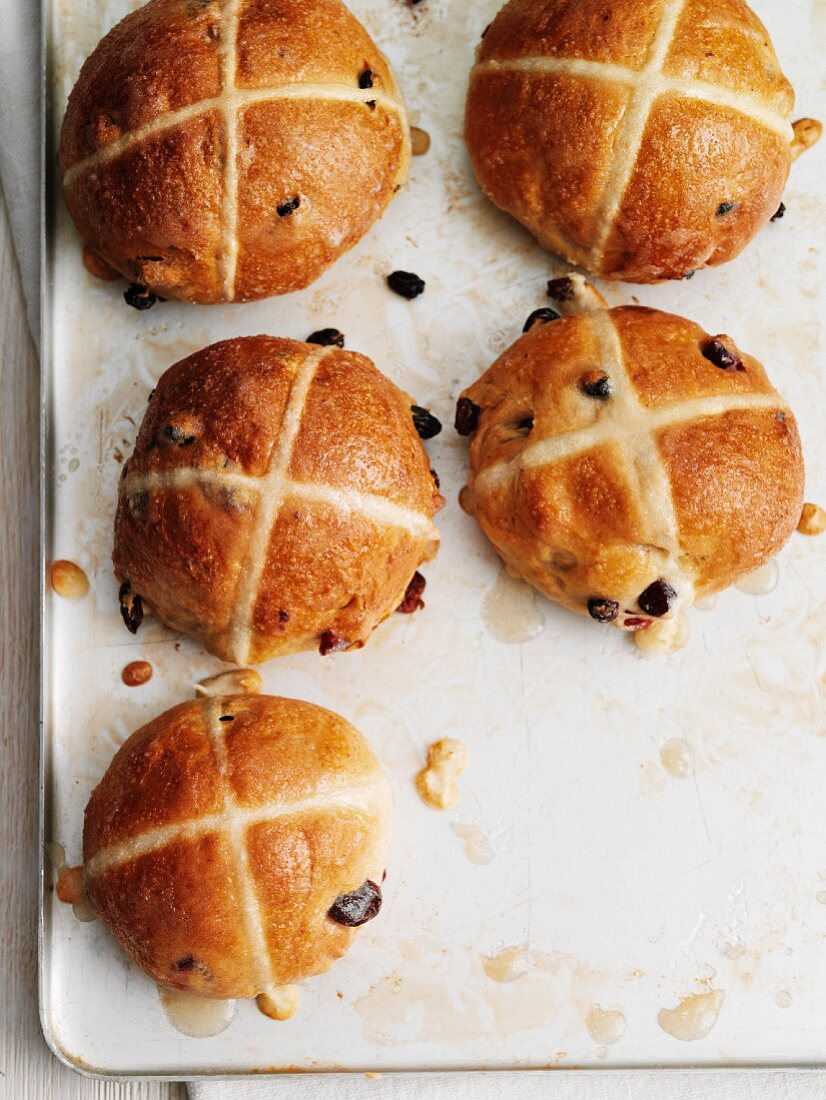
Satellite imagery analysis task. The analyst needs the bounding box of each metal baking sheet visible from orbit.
[40,0,826,1078]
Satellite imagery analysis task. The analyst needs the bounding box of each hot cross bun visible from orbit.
[82,695,392,1001]
[465,0,820,282]
[113,336,443,663]
[59,0,410,303]
[457,286,804,635]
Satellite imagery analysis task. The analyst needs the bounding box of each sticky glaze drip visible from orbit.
[635,611,690,654]
[660,738,691,779]
[585,1004,626,1045]
[481,569,545,644]
[452,823,494,865]
[158,987,236,1038]
[657,990,725,1041]
[482,945,530,983]
[736,560,779,596]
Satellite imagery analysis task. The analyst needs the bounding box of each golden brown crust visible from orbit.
[460,306,804,625]
[113,336,443,663]
[59,0,409,303]
[465,0,798,282]
[83,696,392,997]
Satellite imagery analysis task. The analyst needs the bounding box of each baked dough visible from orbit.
[83,695,392,999]
[458,291,804,630]
[465,0,816,282]
[59,0,410,303]
[113,336,443,663]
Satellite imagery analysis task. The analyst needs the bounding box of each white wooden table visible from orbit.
[0,182,186,1099]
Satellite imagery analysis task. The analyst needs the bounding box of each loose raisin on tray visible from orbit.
[411,405,442,439]
[701,336,744,372]
[523,307,561,333]
[455,397,480,436]
[319,630,348,656]
[637,579,677,618]
[587,597,619,623]
[397,571,426,614]
[580,369,611,398]
[276,196,300,217]
[358,68,374,89]
[118,581,143,634]
[124,283,157,311]
[716,202,737,217]
[327,880,382,926]
[306,327,345,347]
[387,270,425,299]
[771,202,786,221]
[546,276,575,301]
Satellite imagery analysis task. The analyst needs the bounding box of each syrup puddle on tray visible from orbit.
[657,989,725,1041]
[481,569,545,644]
[585,1004,626,1046]
[660,738,691,779]
[482,945,530,983]
[159,987,236,1038]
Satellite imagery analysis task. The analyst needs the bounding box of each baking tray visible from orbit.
[40,0,826,1079]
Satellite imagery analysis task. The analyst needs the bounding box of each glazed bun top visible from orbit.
[465,0,801,282]
[83,694,393,999]
[59,0,409,303]
[459,297,804,630]
[113,336,443,664]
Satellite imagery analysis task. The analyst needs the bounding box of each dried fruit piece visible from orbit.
[56,865,85,905]
[327,880,382,926]
[580,369,611,398]
[387,270,425,299]
[523,307,560,333]
[455,396,480,436]
[306,328,344,347]
[701,337,744,372]
[638,579,677,618]
[122,660,152,686]
[797,502,826,536]
[118,580,144,634]
[276,196,300,217]
[50,559,89,598]
[415,738,468,810]
[411,405,442,439]
[588,597,619,623]
[624,617,653,631]
[715,202,737,216]
[546,276,575,301]
[771,202,786,221]
[162,424,196,445]
[319,630,348,656]
[397,571,426,613]
[358,68,374,89]
[196,668,263,696]
[124,283,157,310]
[410,126,430,155]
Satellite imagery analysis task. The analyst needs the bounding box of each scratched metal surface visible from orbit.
[41,0,826,1078]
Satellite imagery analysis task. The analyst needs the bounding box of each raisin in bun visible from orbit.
[59,0,410,303]
[465,0,821,282]
[83,695,392,1001]
[114,336,443,663]
[457,278,804,635]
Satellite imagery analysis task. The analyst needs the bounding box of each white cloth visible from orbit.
[5,2,825,1099]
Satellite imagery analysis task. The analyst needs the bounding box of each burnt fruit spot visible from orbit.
[546,276,574,301]
[455,397,480,436]
[118,581,144,634]
[523,307,561,333]
[701,336,744,372]
[276,196,300,217]
[397,571,426,614]
[580,369,611,398]
[430,467,440,490]
[411,405,442,439]
[683,270,696,280]
[306,328,345,347]
[771,202,786,221]
[588,597,619,623]
[387,270,425,299]
[124,283,157,310]
[162,424,196,446]
[327,880,382,926]
[358,67,374,89]
[637,579,677,618]
[278,609,290,623]
[319,631,348,656]
[716,202,737,217]
[175,955,196,971]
